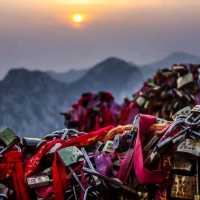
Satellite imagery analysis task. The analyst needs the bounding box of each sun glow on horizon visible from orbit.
[68,13,87,27]
[72,14,84,23]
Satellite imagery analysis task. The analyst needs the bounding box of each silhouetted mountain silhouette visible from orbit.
[0,58,142,136]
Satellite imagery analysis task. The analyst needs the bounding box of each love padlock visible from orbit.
[27,175,51,189]
[58,146,84,167]
[0,128,19,147]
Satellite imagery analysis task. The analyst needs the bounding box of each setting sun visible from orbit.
[72,14,84,24]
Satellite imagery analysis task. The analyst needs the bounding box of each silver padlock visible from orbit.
[27,175,51,188]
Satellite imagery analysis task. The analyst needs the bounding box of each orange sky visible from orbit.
[1,0,200,77]
[2,0,200,25]
[2,0,199,29]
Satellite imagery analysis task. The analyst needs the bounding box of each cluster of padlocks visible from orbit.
[61,91,120,131]
[62,64,200,131]
[126,64,200,121]
[1,64,200,199]
[0,105,200,200]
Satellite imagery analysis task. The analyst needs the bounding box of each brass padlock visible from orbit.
[194,195,200,200]
[171,175,196,199]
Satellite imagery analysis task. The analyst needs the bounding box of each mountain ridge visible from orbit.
[0,68,69,136]
[66,57,143,101]
[142,51,200,78]
[1,52,200,136]
[47,69,88,84]
[0,57,143,136]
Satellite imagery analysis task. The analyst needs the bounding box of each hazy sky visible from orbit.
[0,0,200,78]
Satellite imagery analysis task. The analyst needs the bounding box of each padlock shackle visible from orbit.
[185,113,200,126]
[191,130,200,138]
[83,167,138,196]
[159,117,185,142]
[45,128,85,141]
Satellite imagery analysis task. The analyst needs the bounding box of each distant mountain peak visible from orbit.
[68,56,143,102]
[5,68,29,78]
[102,57,127,63]
[0,68,69,136]
[3,68,52,84]
[4,68,49,81]
[96,57,132,67]
[88,57,138,76]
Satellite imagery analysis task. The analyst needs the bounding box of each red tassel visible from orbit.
[52,153,69,200]
[5,151,31,200]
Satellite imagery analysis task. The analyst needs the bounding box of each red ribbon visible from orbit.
[133,114,164,184]
[52,153,69,200]
[117,149,134,183]
[0,151,31,200]
[25,139,65,176]
[25,126,114,176]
